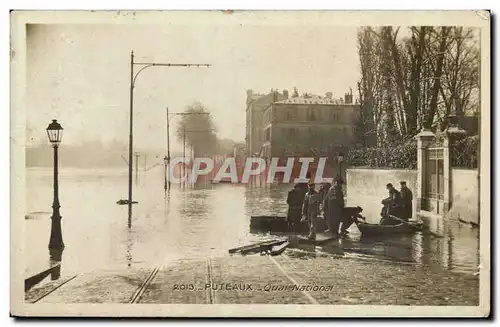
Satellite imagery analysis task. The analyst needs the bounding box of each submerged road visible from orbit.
[24,167,481,309]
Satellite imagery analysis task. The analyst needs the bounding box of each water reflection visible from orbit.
[283,219,479,274]
[25,167,479,278]
[49,248,62,281]
[125,228,133,268]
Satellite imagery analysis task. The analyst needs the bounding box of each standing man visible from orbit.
[301,183,321,240]
[399,181,413,221]
[286,184,305,233]
[324,177,345,236]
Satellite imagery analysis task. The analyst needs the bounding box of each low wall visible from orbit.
[346,167,479,225]
[345,168,418,224]
[448,168,479,224]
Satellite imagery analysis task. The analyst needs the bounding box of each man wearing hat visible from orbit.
[399,181,413,221]
[323,177,345,236]
[301,182,321,240]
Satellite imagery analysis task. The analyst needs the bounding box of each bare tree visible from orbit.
[355,25,479,145]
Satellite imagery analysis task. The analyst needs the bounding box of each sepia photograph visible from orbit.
[10,10,490,317]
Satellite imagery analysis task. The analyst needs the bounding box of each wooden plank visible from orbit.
[228,239,286,254]
[240,240,287,255]
[270,241,289,256]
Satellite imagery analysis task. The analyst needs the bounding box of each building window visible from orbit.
[287,128,296,140]
[307,127,316,143]
[309,108,317,121]
[330,111,340,122]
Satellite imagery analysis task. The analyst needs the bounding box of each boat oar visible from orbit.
[387,214,417,227]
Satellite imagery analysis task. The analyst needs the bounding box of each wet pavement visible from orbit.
[25,166,480,296]
[25,255,479,305]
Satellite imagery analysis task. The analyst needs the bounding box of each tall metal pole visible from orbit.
[49,144,64,250]
[128,50,134,227]
[165,107,170,191]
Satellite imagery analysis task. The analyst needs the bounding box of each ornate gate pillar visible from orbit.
[415,129,436,214]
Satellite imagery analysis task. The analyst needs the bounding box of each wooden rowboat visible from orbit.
[357,220,423,236]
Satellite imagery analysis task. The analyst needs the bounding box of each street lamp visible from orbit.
[46,119,64,250]
[337,151,344,181]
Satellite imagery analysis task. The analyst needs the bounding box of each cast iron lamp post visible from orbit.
[337,152,344,181]
[46,119,64,250]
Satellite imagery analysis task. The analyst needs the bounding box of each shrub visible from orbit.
[347,141,417,169]
[452,136,478,168]
[347,136,478,169]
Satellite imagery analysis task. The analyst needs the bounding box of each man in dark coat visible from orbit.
[340,206,365,235]
[323,177,345,236]
[399,181,413,221]
[286,184,305,233]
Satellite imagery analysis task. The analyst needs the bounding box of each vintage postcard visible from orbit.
[10,10,490,317]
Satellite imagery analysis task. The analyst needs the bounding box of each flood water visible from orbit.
[25,167,480,279]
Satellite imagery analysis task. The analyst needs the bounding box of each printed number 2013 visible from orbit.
[173,284,195,291]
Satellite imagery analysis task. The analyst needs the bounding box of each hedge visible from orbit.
[347,136,478,169]
[347,141,417,169]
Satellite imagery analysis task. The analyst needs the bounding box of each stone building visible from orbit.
[245,89,287,156]
[260,90,360,158]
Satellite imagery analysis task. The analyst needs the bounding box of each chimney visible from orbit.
[283,89,289,99]
[344,92,353,104]
[272,89,278,102]
[246,89,253,103]
[325,92,333,99]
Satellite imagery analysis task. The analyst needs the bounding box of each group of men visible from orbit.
[286,177,414,239]
[379,181,414,225]
[286,177,363,240]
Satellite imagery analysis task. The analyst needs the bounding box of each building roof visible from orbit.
[275,94,352,105]
[248,92,287,108]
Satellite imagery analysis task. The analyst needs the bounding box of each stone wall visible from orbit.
[346,167,479,225]
[448,168,479,224]
[345,168,418,224]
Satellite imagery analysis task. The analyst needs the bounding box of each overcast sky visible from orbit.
[26,22,360,152]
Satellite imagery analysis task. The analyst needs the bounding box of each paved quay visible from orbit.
[25,251,479,305]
